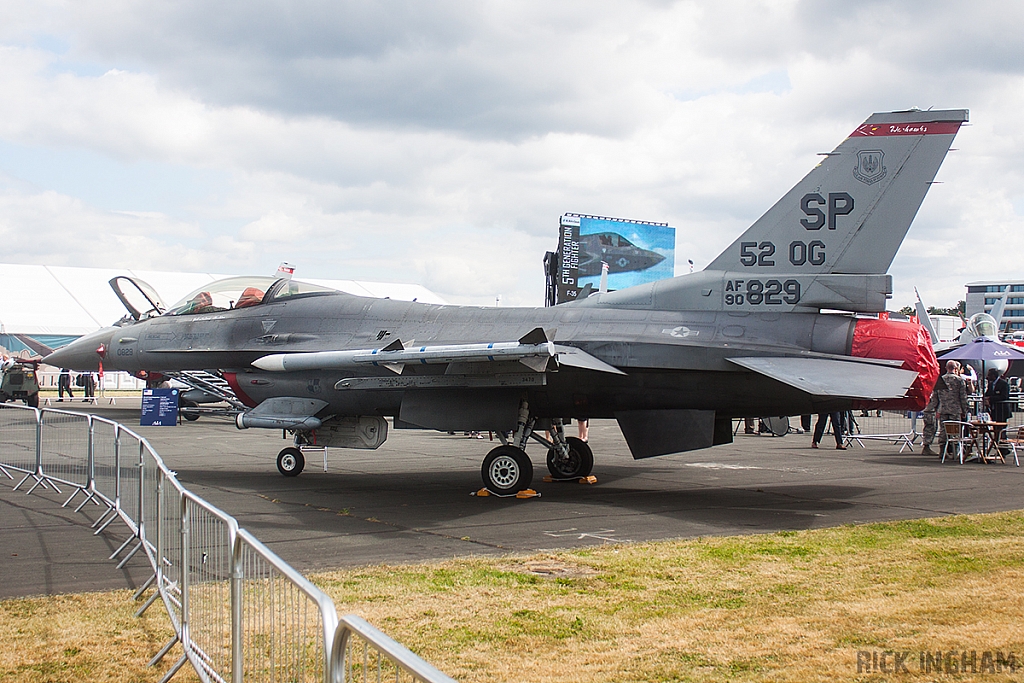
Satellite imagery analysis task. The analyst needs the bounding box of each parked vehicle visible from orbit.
[0,359,41,408]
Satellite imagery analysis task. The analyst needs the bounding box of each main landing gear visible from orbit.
[479,401,594,494]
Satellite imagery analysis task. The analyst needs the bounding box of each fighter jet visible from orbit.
[917,286,1013,378]
[47,108,966,494]
[577,232,666,277]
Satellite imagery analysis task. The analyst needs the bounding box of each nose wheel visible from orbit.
[277,447,305,477]
[481,446,533,494]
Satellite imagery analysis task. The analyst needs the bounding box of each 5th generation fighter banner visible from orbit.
[556,213,675,303]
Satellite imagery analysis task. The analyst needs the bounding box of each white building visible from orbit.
[965,280,1024,332]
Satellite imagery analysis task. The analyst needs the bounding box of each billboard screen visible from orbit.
[555,213,675,303]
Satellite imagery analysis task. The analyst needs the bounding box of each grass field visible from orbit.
[3,511,1024,682]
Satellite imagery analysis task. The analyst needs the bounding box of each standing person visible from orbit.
[577,419,589,443]
[934,360,970,456]
[811,411,846,450]
[984,368,1012,440]
[82,371,96,399]
[920,387,940,455]
[57,368,74,401]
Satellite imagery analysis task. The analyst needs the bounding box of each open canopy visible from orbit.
[165,276,339,316]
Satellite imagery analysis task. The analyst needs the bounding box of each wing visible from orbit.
[728,356,918,400]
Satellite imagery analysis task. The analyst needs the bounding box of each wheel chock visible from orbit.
[471,488,541,499]
[542,475,599,484]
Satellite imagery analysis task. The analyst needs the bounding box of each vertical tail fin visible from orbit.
[915,287,938,344]
[990,285,1011,326]
[706,109,968,276]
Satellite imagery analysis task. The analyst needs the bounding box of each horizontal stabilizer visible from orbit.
[728,356,917,400]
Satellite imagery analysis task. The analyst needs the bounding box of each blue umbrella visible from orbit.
[941,337,1024,406]
[941,337,1024,361]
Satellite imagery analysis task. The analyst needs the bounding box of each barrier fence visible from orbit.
[834,393,1024,451]
[0,403,456,683]
[843,410,920,451]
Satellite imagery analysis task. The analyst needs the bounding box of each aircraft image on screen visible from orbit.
[46,108,966,494]
[578,232,666,276]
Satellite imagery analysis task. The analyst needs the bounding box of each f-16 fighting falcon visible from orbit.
[47,108,966,494]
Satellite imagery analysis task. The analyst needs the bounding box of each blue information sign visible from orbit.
[141,388,179,426]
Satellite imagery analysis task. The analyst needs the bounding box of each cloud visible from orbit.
[0,1,1021,309]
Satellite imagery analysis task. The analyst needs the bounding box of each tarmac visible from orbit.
[4,398,1024,599]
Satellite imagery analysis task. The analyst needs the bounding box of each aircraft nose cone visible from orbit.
[45,328,115,372]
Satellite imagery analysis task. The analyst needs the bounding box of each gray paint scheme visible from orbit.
[46,109,966,466]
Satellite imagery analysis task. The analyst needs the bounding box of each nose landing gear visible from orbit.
[277,447,305,476]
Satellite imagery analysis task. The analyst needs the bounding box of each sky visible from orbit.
[0,1,1021,309]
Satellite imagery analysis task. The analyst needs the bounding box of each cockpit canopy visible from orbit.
[592,232,635,248]
[164,276,339,316]
[968,312,998,339]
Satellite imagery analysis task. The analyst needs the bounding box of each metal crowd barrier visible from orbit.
[0,404,456,683]
[843,409,920,451]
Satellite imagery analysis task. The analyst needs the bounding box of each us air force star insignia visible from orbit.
[262,320,277,333]
[663,326,697,338]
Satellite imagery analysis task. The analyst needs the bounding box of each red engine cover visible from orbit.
[850,317,938,411]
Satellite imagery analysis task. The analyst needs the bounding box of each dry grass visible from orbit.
[4,511,1024,682]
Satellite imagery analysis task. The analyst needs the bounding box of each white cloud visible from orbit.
[0,1,1020,309]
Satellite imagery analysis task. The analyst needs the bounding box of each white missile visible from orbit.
[252,339,556,373]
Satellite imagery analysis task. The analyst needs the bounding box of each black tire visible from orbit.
[180,399,200,421]
[277,447,305,477]
[26,393,38,409]
[546,436,594,478]
[481,446,533,494]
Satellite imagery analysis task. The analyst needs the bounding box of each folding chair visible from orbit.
[941,421,976,464]
[998,425,1024,467]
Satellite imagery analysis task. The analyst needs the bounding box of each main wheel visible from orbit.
[546,436,594,478]
[481,446,533,494]
[277,447,305,477]
[26,393,39,409]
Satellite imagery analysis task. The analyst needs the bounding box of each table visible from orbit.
[969,421,1008,464]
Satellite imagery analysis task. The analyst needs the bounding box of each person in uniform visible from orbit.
[927,360,969,457]
[920,388,940,455]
